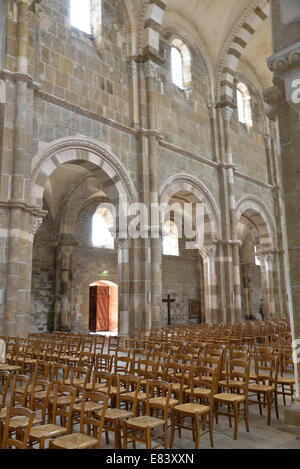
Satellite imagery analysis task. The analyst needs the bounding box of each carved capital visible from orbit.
[143,60,159,80]
[268,41,300,73]
[200,244,217,259]
[263,85,286,121]
[31,216,43,235]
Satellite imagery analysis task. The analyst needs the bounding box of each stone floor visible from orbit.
[100,397,300,450]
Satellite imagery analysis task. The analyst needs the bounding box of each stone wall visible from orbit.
[162,237,203,325]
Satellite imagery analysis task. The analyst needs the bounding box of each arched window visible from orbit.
[254,245,261,266]
[92,206,114,249]
[163,221,179,256]
[70,0,91,34]
[171,39,192,90]
[236,82,253,127]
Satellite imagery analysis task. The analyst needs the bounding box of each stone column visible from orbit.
[257,250,276,319]
[266,0,300,422]
[59,245,74,331]
[3,0,30,336]
[143,60,162,328]
[200,245,218,325]
[217,105,241,323]
[116,236,130,338]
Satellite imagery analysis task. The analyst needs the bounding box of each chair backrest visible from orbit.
[146,380,172,421]
[78,352,95,369]
[29,378,51,423]
[49,362,69,385]
[0,370,11,410]
[255,352,279,385]
[68,365,92,387]
[91,370,112,391]
[116,374,141,415]
[114,356,132,374]
[95,353,114,373]
[108,336,120,353]
[13,374,31,406]
[51,384,77,433]
[1,406,35,449]
[224,357,251,394]
[135,359,158,380]
[79,389,110,449]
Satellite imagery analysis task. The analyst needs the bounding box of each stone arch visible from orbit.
[30,136,138,209]
[236,194,277,319]
[216,0,270,104]
[160,174,221,325]
[235,194,276,250]
[160,174,221,243]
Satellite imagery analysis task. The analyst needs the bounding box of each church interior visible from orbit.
[0,0,300,450]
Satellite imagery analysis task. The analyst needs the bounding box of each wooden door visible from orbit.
[89,286,110,332]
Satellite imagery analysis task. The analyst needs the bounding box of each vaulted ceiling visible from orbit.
[162,0,272,90]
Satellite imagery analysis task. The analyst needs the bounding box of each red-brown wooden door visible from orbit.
[89,286,110,332]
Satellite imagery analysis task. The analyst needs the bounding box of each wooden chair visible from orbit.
[49,389,109,449]
[123,380,172,449]
[248,352,279,425]
[114,356,132,375]
[108,336,120,355]
[95,353,114,373]
[1,407,35,449]
[213,357,250,439]
[29,378,52,425]
[29,384,77,448]
[170,367,218,449]
[99,374,139,449]
[276,347,295,405]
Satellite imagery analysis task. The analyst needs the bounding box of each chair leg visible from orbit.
[194,415,200,449]
[170,410,175,449]
[267,392,271,425]
[245,401,249,433]
[209,410,214,448]
[234,402,239,440]
[274,391,279,419]
[146,427,151,449]
[123,422,127,449]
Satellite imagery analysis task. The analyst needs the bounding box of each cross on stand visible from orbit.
[162,295,175,325]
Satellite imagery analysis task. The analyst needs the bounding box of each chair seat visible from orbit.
[171,383,188,391]
[126,415,165,429]
[214,393,246,403]
[64,378,85,386]
[248,384,275,392]
[102,408,133,420]
[185,387,211,397]
[276,377,295,385]
[121,391,147,401]
[73,401,103,413]
[25,358,37,364]
[85,383,105,391]
[51,432,98,449]
[49,395,80,405]
[34,390,54,399]
[149,397,178,407]
[101,386,125,396]
[0,364,21,372]
[218,380,245,388]
[173,403,210,415]
[29,424,67,439]
[8,416,42,429]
